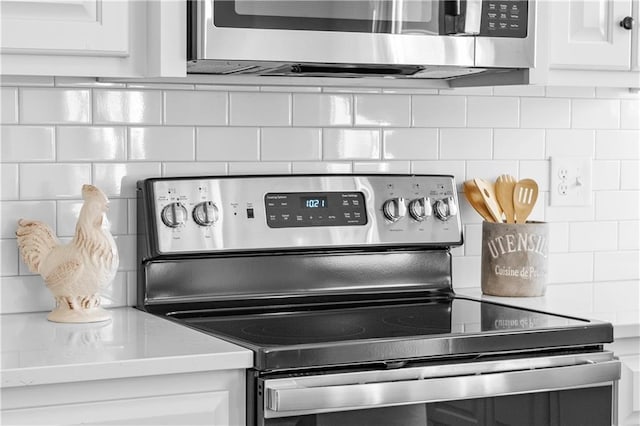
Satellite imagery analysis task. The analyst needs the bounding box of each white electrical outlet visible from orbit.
[550,157,593,206]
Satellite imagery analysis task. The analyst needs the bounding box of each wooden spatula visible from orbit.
[513,178,539,224]
[463,180,494,222]
[473,178,503,223]
[495,174,517,224]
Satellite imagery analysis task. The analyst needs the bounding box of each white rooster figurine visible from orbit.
[16,184,119,323]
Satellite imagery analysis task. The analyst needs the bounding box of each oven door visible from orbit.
[259,351,620,426]
[193,0,479,67]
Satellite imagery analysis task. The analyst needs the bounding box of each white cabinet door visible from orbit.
[0,1,186,78]
[549,0,634,70]
[1,0,128,57]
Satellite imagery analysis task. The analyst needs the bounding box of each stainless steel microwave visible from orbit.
[187,0,536,86]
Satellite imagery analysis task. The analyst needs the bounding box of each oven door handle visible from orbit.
[265,359,620,417]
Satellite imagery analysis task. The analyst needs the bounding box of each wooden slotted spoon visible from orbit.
[473,178,504,223]
[495,174,517,224]
[463,180,494,222]
[513,178,539,224]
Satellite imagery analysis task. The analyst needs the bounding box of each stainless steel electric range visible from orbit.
[137,174,620,426]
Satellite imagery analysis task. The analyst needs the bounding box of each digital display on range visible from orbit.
[265,192,367,228]
[301,196,328,209]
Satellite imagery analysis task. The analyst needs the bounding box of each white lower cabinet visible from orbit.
[1,369,246,426]
[607,336,640,426]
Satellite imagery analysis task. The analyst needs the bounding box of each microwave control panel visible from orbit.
[480,0,528,38]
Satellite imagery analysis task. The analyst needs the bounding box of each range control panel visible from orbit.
[140,175,463,254]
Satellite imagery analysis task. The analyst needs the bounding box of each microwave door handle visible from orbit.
[265,360,620,417]
[462,0,482,34]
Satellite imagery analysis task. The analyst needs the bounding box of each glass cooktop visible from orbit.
[173,297,611,371]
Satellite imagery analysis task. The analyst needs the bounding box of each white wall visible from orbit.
[1,76,638,314]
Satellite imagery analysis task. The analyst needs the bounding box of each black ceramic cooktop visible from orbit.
[173,297,612,371]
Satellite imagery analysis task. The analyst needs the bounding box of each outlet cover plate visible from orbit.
[550,156,593,206]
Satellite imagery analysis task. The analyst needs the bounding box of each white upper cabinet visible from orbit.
[0,1,186,78]
[549,0,633,70]
[535,0,640,87]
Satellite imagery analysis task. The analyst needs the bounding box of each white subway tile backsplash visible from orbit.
[1,126,54,162]
[93,163,161,198]
[20,88,90,124]
[492,85,545,97]
[452,256,481,288]
[412,160,466,191]
[592,161,620,191]
[293,93,352,127]
[2,81,640,311]
[593,280,640,313]
[521,98,571,128]
[439,129,492,159]
[164,91,227,125]
[323,129,380,160]
[595,88,640,99]
[545,87,595,98]
[620,100,639,129]
[595,130,640,159]
[619,221,640,250]
[353,161,411,174]
[230,92,291,126]
[463,223,482,256]
[19,164,91,200]
[467,96,519,128]
[569,222,618,252]
[1,88,18,124]
[1,164,19,200]
[1,201,56,239]
[0,276,54,314]
[1,76,54,87]
[1,239,19,277]
[57,127,126,162]
[620,160,639,190]
[291,161,353,174]
[383,128,438,160]
[594,251,640,281]
[261,128,321,161]
[197,127,259,161]
[162,162,227,177]
[547,252,594,283]
[596,191,640,221]
[354,94,411,127]
[548,222,569,253]
[228,162,291,175]
[129,127,195,161]
[466,160,518,183]
[412,95,466,127]
[94,90,162,124]
[546,204,595,222]
[493,129,545,159]
[547,129,595,157]
[572,99,620,129]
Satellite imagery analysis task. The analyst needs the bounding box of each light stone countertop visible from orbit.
[455,281,640,340]
[0,307,253,388]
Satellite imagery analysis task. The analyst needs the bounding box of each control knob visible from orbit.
[408,197,433,222]
[161,202,188,228]
[434,197,458,221]
[382,197,407,222]
[192,201,219,226]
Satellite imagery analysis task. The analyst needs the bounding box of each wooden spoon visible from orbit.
[495,174,517,224]
[513,178,539,224]
[473,178,504,223]
[463,180,494,222]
